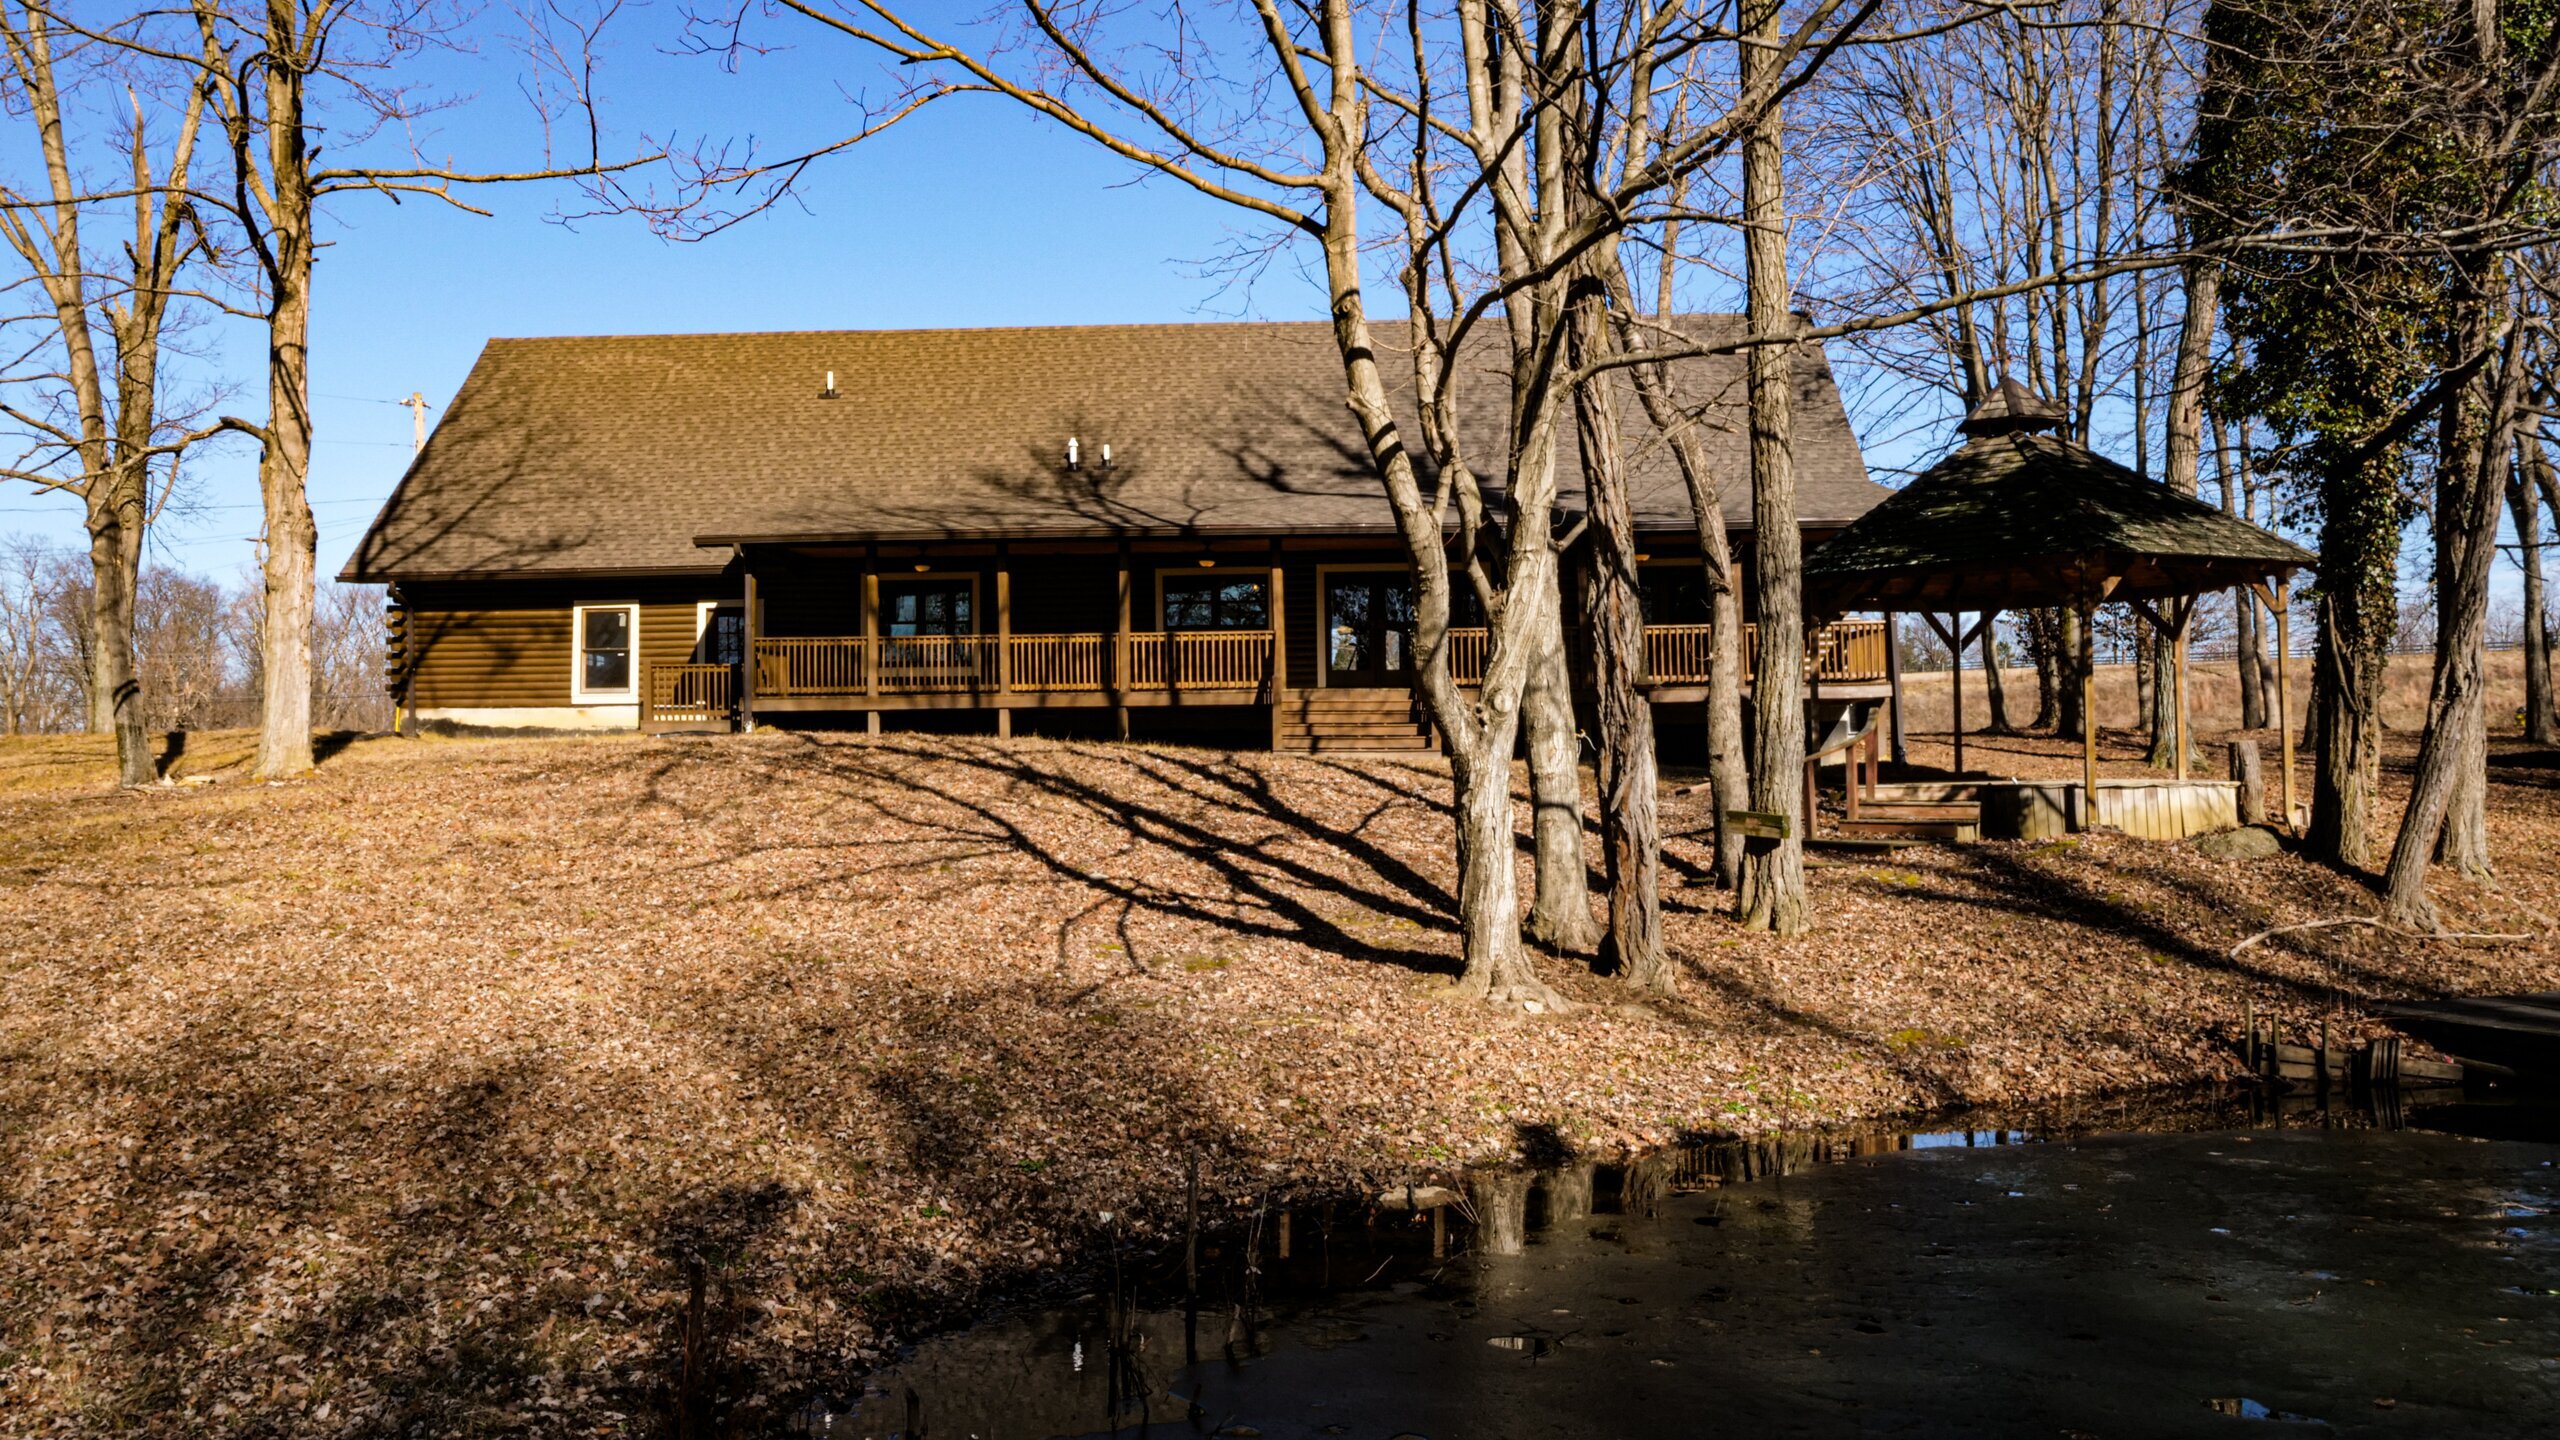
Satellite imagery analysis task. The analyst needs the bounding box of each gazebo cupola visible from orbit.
[1956,376,2068,438]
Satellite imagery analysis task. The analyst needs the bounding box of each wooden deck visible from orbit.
[2379,994,2560,1081]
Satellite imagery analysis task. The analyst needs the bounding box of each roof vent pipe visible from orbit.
[1066,436,1081,471]
[820,370,839,400]
[1101,443,1113,470]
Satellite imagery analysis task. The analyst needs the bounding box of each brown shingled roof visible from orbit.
[341,319,1884,583]
[1803,429,2316,611]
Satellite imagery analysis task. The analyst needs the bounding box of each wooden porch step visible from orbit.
[1277,720,1436,738]
[1285,701,1426,718]
[1850,802,1982,824]
[1838,817,1980,843]
[1282,735,1438,754]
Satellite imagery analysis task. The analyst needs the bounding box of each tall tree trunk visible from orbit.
[2385,317,2510,921]
[2306,425,2404,870]
[2235,591,2267,729]
[2149,262,2218,769]
[1609,281,1747,891]
[2026,608,2061,731]
[1314,147,1560,1007]
[87,469,151,786]
[2218,414,2270,731]
[1523,589,1602,954]
[1567,280,1668,991]
[2517,438,2554,746]
[253,46,318,778]
[1981,617,2012,732]
[2056,606,2086,738]
[1736,0,1807,936]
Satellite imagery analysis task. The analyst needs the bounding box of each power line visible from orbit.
[312,390,435,408]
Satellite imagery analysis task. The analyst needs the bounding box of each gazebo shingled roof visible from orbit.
[1803,426,2315,614]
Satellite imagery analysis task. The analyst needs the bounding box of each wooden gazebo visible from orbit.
[1805,381,2316,828]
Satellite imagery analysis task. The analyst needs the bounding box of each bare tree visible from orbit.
[0,1,217,784]
[2518,433,2555,744]
[312,579,392,730]
[1803,0,2193,741]
[0,533,79,730]
[1566,269,1667,985]
[1736,0,1808,934]
[727,0,1883,992]
[165,0,668,777]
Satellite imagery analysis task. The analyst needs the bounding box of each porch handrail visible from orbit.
[1442,627,1491,686]
[643,663,734,727]
[1007,632,1112,691]
[1643,623,1716,684]
[874,634,999,692]
[754,636,870,696]
[737,622,1916,697]
[1127,628,1274,689]
[1440,618,1892,687]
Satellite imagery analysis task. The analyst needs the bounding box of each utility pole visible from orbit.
[404,392,429,455]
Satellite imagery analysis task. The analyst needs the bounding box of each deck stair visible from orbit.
[1275,688,1437,754]
[1837,801,1982,843]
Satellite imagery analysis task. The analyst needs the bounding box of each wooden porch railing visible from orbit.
[1810,619,1891,682]
[754,636,869,696]
[1442,617,1892,687]
[1644,623,1716,684]
[1007,632,1112,690]
[874,635,999,692]
[1442,627,1490,685]
[728,622,1908,702]
[737,631,1272,699]
[642,663,734,731]
[1126,629,1274,689]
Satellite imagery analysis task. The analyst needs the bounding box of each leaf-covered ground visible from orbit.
[0,726,2551,1435]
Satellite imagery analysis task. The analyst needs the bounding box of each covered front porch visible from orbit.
[640,538,1895,745]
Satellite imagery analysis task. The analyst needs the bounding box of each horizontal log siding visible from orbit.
[405,578,729,709]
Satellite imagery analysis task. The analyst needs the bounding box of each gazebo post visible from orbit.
[2172,596,2192,783]
[1922,612,1968,776]
[1951,611,1964,777]
[2079,596,2097,829]
[2258,577,2295,830]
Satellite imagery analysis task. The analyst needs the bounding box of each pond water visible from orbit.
[799,1088,2560,1439]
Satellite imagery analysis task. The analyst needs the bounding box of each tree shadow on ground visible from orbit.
[636,734,1471,978]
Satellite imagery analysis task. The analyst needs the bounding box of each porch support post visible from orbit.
[740,558,759,733]
[1114,541,1132,741]
[1267,546,1286,750]
[393,582,419,739]
[995,549,1013,739]
[861,551,880,736]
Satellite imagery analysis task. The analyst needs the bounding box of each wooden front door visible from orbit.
[1325,573,1415,687]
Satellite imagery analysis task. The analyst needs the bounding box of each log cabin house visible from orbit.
[342,320,1898,752]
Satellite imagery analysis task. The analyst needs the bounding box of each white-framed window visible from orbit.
[571,604,640,703]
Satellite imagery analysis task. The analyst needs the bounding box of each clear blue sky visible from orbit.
[0,15,2541,626]
[2,18,1330,582]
